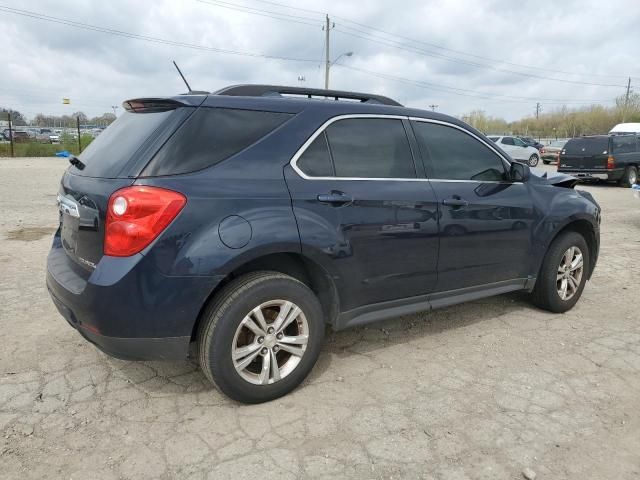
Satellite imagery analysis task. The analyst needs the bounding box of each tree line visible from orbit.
[460,93,640,139]
[1,108,116,128]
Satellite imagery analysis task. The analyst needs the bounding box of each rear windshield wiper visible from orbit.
[68,154,86,170]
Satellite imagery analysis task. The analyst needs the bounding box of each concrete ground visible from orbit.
[0,158,639,480]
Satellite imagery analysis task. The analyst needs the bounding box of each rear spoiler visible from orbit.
[122,98,189,113]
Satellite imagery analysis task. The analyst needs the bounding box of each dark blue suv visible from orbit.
[47,85,600,403]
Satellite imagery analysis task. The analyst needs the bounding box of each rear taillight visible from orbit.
[104,186,186,257]
[540,147,545,154]
[607,155,616,170]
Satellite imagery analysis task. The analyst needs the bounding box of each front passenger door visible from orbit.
[411,121,535,292]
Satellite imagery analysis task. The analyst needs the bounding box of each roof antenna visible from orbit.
[173,60,193,93]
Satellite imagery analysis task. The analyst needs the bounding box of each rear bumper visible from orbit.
[46,233,222,361]
[47,279,190,360]
[558,168,623,181]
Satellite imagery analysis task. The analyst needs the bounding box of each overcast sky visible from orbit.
[1,0,638,121]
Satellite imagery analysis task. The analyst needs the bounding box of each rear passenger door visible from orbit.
[284,116,440,314]
[411,120,535,292]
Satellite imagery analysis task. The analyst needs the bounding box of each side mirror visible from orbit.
[510,161,530,182]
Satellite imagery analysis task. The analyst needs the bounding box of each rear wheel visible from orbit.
[543,160,550,165]
[528,154,539,167]
[531,231,589,313]
[618,166,638,188]
[197,271,324,403]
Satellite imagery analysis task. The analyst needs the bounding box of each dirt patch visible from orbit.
[5,226,56,241]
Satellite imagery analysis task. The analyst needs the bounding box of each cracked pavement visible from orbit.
[1,158,639,479]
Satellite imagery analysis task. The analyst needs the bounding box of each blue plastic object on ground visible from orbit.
[55,150,71,158]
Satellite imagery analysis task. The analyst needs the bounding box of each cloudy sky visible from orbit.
[1,0,638,121]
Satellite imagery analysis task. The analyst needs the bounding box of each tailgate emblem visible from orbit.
[56,194,80,218]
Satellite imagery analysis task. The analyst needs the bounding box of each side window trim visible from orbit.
[409,117,512,183]
[289,114,512,182]
[321,130,337,176]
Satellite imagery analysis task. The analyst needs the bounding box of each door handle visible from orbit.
[442,197,469,207]
[317,191,353,205]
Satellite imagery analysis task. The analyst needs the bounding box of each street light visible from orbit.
[325,51,353,89]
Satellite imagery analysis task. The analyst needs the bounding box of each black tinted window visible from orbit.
[297,132,333,177]
[413,122,506,181]
[325,118,415,178]
[73,109,174,177]
[145,108,292,176]
[612,136,637,154]
[563,137,609,155]
[501,137,515,146]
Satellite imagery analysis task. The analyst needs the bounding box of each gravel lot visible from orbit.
[1,157,639,480]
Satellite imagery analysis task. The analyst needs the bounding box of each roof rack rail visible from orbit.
[213,84,403,107]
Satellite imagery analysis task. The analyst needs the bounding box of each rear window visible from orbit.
[612,136,637,154]
[73,109,174,177]
[563,137,609,155]
[143,107,292,176]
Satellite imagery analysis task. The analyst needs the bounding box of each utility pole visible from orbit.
[429,104,438,111]
[535,102,541,120]
[623,77,631,122]
[324,15,331,89]
[8,112,14,158]
[111,105,119,117]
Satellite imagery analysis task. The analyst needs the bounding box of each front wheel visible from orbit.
[528,154,540,167]
[197,271,325,403]
[530,231,589,313]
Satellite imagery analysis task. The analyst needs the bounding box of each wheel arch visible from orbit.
[189,251,340,342]
[542,218,598,279]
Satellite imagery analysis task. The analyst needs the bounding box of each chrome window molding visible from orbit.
[289,113,516,183]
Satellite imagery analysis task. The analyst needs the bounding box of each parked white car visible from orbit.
[487,135,541,167]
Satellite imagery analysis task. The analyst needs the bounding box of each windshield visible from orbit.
[563,137,609,155]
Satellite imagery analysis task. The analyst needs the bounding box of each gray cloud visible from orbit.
[1,0,637,121]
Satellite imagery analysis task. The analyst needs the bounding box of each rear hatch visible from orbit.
[55,99,197,275]
[558,136,610,171]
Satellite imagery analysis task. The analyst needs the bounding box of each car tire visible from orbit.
[543,160,550,165]
[618,166,638,188]
[197,271,325,403]
[528,154,539,167]
[530,231,589,313]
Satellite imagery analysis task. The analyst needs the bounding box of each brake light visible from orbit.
[540,147,545,154]
[607,155,616,170]
[105,186,186,257]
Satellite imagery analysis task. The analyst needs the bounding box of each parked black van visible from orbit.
[558,134,640,187]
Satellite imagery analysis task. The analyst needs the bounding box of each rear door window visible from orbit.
[324,118,416,178]
[144,108,292,176]
[501,137,515,146]
[296,132,334,177]
[563,137,609,155]
[72,109,175,177]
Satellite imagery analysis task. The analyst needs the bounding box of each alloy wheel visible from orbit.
[231,300,309,385]
[556,246,584,301]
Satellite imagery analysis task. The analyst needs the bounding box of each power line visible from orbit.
[333,27,627,88]
[194,0,321,26]
[0,5,319,64]
[205,0,636,81]
[335,64,616,105]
